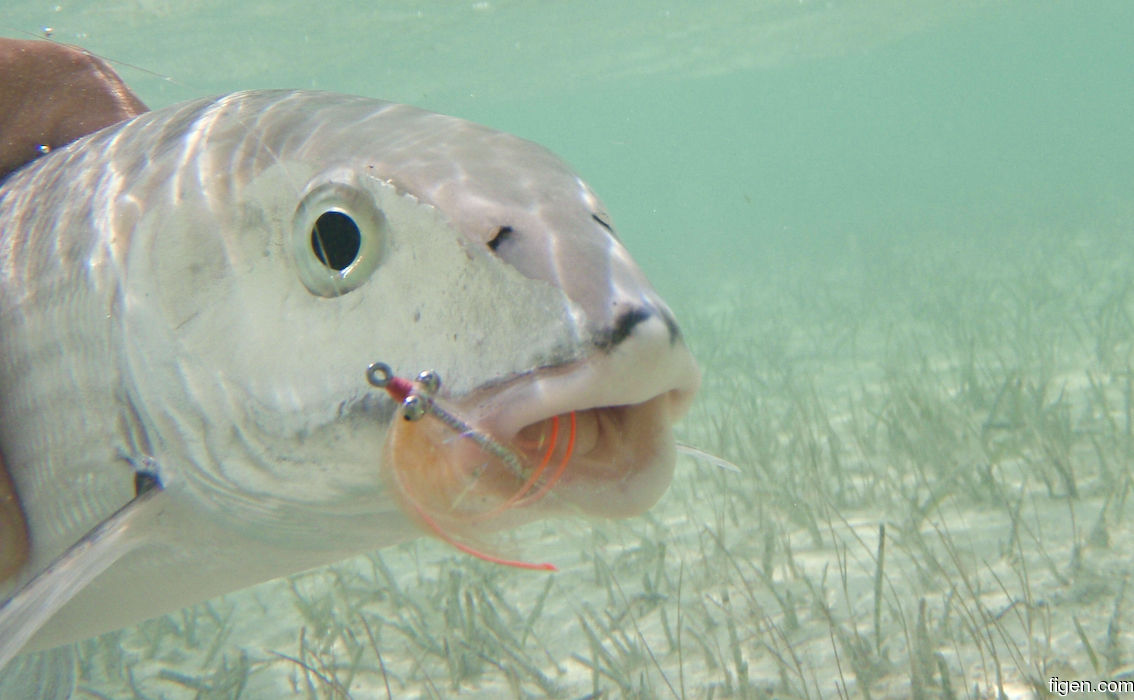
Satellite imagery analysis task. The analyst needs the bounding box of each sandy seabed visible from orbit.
[47,221,1133,699]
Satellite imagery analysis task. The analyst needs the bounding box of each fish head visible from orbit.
[117,91,699,550]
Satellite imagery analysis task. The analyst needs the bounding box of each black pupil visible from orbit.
[311,211,361,271]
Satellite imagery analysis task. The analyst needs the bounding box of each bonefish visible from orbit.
[0,40,700,672]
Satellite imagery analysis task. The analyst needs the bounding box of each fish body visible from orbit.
[0,90,698,659]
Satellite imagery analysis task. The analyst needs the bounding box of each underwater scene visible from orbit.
[3,0,1134,697]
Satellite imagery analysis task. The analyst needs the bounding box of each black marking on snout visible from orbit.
[487,225,514,251]
[594,305,684,350]
[595,306,653,351]
[659,307,682,345]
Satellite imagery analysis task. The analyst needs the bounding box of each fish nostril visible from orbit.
[486,225,514,252]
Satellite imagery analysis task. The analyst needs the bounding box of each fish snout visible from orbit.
[546,296,700,517]
[380,289,699,536]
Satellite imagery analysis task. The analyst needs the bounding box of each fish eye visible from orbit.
[293,181,386,297]
[311,211,361,271]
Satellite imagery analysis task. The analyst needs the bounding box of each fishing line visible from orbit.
[2,26,185,87]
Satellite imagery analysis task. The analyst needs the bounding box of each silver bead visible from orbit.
[416,369,441,395]
[402,395,426,421]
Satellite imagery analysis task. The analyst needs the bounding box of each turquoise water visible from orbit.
[3,1,1134,697]
[5,1,1132,295]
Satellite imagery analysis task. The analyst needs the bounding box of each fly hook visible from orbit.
[366,362,524,476]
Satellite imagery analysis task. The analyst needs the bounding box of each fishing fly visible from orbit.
[366,362,577,571]
[366,362,526,476]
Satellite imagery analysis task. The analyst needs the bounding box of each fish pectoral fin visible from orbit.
[0,476,166,672]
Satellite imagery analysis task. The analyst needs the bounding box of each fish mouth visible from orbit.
[381,352,699,534]
[488,390,683,518]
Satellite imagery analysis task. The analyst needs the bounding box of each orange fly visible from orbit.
[366,362,575,571]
